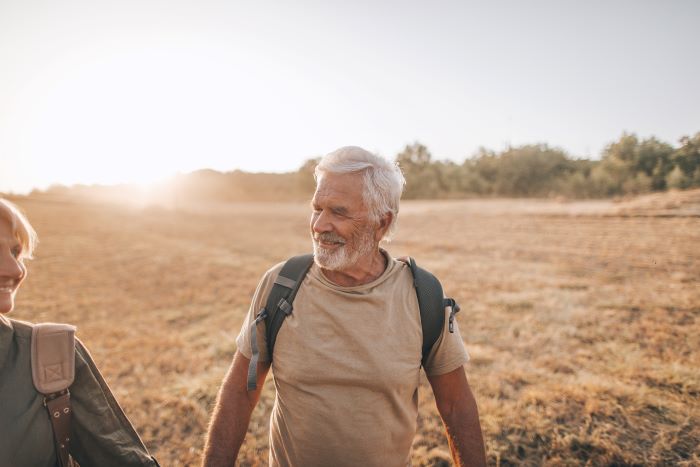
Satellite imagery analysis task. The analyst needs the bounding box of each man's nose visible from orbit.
[312,211,331,234]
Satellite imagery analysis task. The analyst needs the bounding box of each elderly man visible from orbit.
[203,147,486,467]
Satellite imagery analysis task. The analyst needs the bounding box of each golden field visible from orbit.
[8,190,700,466]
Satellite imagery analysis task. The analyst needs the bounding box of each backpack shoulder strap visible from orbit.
[247,253,314,391]
[31,323,77,467]
[404,257,461,367]
[265,254,315,358]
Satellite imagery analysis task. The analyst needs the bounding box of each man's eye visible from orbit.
[11,246,21,258]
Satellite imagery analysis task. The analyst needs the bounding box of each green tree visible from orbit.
[396,142,443,198]
[492,144,574,196]
[672,133,700,188]
[463,148,499,196]
[637,138,674,190]
[297,157,321,194]
[600,133,674,192]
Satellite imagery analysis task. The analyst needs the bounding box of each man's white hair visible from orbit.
[315,146,405,241]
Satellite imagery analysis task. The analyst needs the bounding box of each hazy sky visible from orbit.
[1,0,699,193]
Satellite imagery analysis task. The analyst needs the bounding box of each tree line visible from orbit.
[31,130,700,204]
[384,132,700,199]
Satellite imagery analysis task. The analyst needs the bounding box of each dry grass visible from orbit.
[9,190,700,466]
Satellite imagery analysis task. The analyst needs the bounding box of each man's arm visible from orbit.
[201,351,270,467]
[427,366,487,467]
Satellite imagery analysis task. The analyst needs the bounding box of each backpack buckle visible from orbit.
[444,298,459,333]
[278,298,293,316]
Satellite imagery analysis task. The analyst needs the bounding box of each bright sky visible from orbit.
[1,0,699,194]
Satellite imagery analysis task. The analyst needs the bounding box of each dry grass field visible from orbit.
[8,190,700,466]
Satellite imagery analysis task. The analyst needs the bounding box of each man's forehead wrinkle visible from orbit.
[316,181,361,198]
[313,177,366,213]
[314,193,365,217]
[313,193,351,213]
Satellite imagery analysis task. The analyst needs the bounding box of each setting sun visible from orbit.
[3,1,699,194]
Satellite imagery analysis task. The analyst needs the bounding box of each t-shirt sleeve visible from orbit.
[423,302,470,376]
[235,262,285,362]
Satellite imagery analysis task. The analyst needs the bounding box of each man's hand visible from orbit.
[201,351,270,467]
[428,367,487,467]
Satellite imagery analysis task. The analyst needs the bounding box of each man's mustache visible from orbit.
[314,232,346,245]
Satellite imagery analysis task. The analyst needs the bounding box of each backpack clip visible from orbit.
[277,298,293,316]
[444,298,460,333]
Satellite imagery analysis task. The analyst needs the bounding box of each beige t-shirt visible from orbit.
[236,252,469,467]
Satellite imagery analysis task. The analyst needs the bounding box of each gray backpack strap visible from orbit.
[246,308,268,391]
[247,254,315,391]
[31,323,77,467]
[404,257,460,366]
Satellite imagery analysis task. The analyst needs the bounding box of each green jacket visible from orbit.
[0,316,159,467]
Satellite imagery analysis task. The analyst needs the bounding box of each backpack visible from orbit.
[247,254,460,390]
[30,323,161,467]
[31,323,77,467]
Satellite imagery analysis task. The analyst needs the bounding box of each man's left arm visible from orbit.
[427,366,487,467]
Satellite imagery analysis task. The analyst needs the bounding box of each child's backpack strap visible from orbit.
[247,254,314,391]
[401,257,461,367]
[31,323,77,467]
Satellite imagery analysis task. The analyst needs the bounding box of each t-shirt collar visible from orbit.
[314,248,398,292]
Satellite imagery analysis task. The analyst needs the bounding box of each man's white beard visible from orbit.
[312,226,376,271]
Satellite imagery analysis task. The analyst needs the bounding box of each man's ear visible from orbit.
[375,212,393,242]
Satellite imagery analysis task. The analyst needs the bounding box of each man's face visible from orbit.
[310,172,379,271]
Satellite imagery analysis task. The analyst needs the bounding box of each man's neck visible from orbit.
[321,249,388,287]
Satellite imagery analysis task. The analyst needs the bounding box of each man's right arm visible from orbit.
[201,350,270,467]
